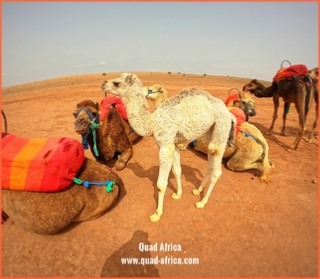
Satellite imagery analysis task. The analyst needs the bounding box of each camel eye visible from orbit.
[113,81,120,87]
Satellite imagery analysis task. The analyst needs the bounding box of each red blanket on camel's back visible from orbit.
[273,64,308,83]
[100,95,128,121]
[2,133,84,192]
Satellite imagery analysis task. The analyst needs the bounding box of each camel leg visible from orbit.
[193,142,223,209]
[308,92,318,143]
[149,144,175,223]
[267,95,279,135]
[281,102,290,136]
[171,145,182,200]
[308,108,318,142]
[114,146,133,171]
[292,104,306,150]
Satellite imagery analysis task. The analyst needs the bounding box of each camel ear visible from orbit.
[95,102,100,111]
[125,73,136,85]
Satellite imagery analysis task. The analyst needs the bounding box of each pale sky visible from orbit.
[2,1,318,87]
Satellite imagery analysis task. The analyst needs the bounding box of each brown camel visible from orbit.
[242,71,315,150]
[74,100,133,171]
[2,157,124,234]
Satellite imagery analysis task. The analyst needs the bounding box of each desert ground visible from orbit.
[1,72,318,277]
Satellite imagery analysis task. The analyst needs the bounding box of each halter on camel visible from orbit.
[75,108,100,157]
[227,88,255,120]
[145,87,160,98]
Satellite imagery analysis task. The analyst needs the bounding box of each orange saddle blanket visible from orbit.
[2,133,84,192]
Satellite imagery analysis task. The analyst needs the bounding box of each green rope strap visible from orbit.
[90,120,101,157]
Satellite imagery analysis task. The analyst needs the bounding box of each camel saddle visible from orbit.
[228,107,246,135]
[100,95,128,121]
[273,64,308,82]
[2,133,84,192]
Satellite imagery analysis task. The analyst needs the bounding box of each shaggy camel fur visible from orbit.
[142,84,168,109]
[145,87,272,181]
[242,73,314,150]
[307,67,318,142]
[226,88,256,120]
[74,100,133,171]
[101,73,236,222]
[2,157,123,234]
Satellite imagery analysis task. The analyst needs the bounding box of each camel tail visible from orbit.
[227,116,236,147]
[256,136,273,183]
[305,80,313,116]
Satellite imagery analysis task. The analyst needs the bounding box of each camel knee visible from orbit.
[157,184,167,194]
[208,143,223,157]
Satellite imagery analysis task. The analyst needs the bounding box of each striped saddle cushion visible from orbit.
[2,133,84,192]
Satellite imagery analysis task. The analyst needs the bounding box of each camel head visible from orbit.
[242,79,260,93]
[239,92,256,118]
[144,84,168,109]
[101,73,143,97]
[74,100,100,135]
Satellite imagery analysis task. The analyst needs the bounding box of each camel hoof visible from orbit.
[172,193,181,200]
[259,176,269,184]
[115,161,126,171]
[149,212,161,223]
[192,189,201,196]
[195,201,206,209]
[265,130,272,135]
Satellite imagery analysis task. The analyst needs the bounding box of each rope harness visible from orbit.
[145,87,160,98]
[75,108,101,157]
[73,177,116,192]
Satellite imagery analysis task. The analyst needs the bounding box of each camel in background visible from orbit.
[243,66,316,150]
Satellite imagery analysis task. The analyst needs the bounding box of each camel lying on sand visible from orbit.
[193,110,274,183]
[74,100,134,171]
[102,73,236,222]
[2,155,124,235]
[146,88,273,182]
[242,65,316,150]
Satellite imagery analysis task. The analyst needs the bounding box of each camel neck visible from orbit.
[254,83,274,97]
[121,84,154,137]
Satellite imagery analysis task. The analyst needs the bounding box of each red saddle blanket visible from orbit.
[100,95,128,121]
[225,94,240,107]
[228,108,246,135]
[273,64,308,82]
[2,133,84,192]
